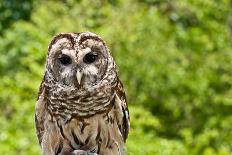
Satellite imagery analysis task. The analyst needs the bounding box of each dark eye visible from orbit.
[83,52,98,64]
[58,54,72,65]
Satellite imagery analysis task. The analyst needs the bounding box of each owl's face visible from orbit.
[47,33,109,88]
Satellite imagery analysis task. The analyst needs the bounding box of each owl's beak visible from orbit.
[76,70,83,85]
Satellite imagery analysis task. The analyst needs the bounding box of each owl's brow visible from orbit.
[48,34,75,52]
[78,35,105,45]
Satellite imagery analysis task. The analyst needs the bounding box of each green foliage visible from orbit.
[0,0,34,33]
[0,0,232,154]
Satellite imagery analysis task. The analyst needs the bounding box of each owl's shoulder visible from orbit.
[113,79,130,142]
[35,78,48,144]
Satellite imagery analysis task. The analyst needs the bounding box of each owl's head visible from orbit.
[45,32,114,89]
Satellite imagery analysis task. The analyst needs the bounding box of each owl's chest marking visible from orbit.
[51,107,124,155]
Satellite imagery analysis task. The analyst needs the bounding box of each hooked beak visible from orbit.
[76,69,83,85]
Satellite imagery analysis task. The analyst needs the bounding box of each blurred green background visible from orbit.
[0,0,232,154]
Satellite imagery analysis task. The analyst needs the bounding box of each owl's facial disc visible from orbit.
[48,33,108,88]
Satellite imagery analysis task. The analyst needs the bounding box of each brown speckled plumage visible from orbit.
[35,32,130,155]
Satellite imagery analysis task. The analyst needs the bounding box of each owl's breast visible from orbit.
[58,106,124,155]
[47,85,116,120]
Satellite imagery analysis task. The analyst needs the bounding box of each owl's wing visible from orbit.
[115,79,130,142]
[35,79,47,145]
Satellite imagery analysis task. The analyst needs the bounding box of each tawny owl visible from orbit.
[35,32,130,155]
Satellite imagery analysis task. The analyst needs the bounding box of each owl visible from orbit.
[35,32,130,155]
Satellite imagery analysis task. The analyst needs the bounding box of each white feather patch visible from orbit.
[62,49,75,57]
[84,65,98,75]
[61,68,72,78]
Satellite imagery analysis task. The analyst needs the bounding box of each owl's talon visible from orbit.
[72,150,86,155]
[72,150,98,155]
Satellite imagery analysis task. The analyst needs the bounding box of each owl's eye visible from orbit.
[83,52,98,64]
[58,54,72,65]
